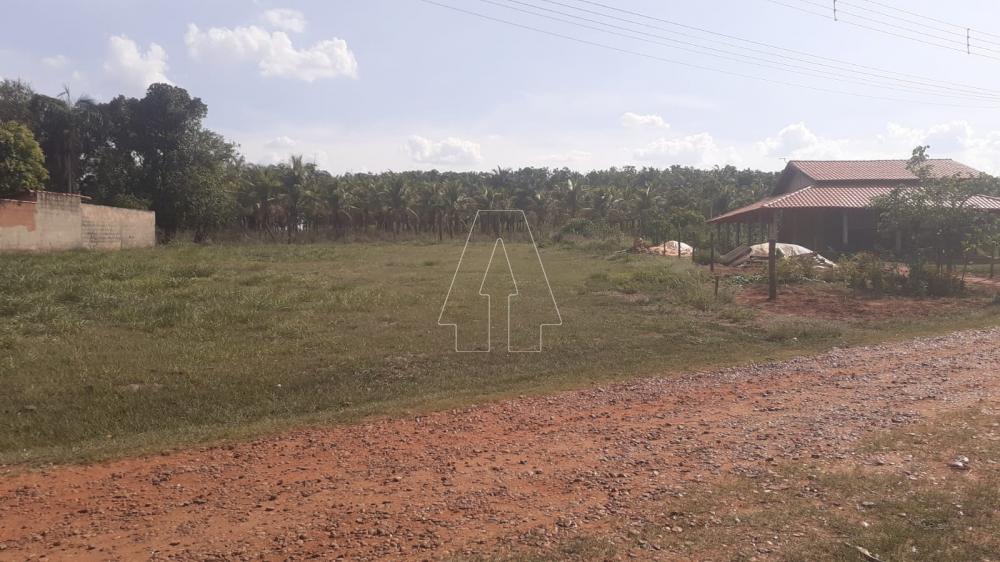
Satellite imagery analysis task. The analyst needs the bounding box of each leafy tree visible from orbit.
[0,79,36,125]
[0,121,48,197]
[873,146,1000,286]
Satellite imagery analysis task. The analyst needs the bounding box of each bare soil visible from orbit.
[2,328,1000,561]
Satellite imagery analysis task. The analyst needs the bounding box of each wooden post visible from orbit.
[992,245,997,279]
[710,232,715,272]
[714,275,720,299]
[768,214,778,301]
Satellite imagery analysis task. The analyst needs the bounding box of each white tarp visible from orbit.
[645,240,693,257]
[748,243,836,267]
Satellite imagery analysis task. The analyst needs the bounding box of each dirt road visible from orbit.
[2,328,999,561]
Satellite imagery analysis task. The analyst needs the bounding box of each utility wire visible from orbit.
[795,0,972,48]
[853,0,1000,41]
[485,0,1000,101]
[838,0,987,42]
[531,0,1000,100]
[567,0,1000,96]
[419,0,1000,108]
[796,0,1000,54]
[765,0,1000,60]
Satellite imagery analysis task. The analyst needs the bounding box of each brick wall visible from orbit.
[0,192,155,252]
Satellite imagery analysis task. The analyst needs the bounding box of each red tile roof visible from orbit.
[709,186,1000,223]
[790,159,981,182]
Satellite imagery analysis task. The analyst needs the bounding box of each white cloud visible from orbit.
[185,23,358,82]
[540,150,593,164]
[634,132,740,167]
[620,112,669,129]
[41,54,68,69]
[406,135,482,165]
[756,122,847,160]
[881,121,1000,174]
[265,135,297,148]
[104,35,171,93]
[262,9,306,33]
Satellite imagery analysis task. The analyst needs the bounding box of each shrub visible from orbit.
[836,252,896,293]
[905,263,964,297]
[776,256,819,284]
[833,252,963,297]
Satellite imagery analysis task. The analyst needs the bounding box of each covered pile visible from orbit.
[718,243,835,268]
[643,240,693,257]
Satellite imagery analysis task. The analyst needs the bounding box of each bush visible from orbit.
[836,252,897,293]
[905,264,964,297]
[558,218,617,238]
[0,121,48,197]
[586,261,734,311]
[691,247,714,266]
[776,256,819,284]
[832,252,963,297]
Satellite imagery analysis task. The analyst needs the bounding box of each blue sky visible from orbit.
[3,0,1000,173]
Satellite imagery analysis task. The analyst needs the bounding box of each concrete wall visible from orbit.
[0,192,82,252]
[0,192,155,252]
[81,203,156,250]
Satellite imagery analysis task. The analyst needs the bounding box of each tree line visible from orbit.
[2,79,778,243]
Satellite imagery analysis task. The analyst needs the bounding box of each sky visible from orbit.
[3,0,1000,174]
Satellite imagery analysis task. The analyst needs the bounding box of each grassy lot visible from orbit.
[2,241,999,465]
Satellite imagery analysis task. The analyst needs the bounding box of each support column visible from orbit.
[842,210,849,249]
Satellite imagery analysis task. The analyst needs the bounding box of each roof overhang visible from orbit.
[709,186,1000,224]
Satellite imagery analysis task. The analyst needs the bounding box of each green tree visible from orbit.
[29,87,103,193]
[873,146,999,284]
[0,79,36,125]
[0,121,48,197]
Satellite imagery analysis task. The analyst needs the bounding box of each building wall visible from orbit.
[0,192,155,252]
[779,208,879,255]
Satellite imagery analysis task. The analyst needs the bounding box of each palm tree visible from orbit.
[238,164,282,239]
[30,87,103,193]
[276,155,319,241]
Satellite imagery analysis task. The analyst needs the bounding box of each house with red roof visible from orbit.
[709,159,1000,254]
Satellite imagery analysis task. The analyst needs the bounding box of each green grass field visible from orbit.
[2,241,999,465]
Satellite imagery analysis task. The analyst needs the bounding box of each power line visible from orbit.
[484,0,1000,102]
[568,0,1000,93]
[532,0,1000,100]
[838,0,979,41]
[794,0,967,47]
[765,0,1000,60]
[853,0,1000,41]
[796,0,1000,54]
[419,0,1000,109]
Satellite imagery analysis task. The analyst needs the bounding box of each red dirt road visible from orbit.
[2,328,1000,561]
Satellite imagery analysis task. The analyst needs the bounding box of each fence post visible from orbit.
[768,215,778,301]
[710,231,715,272]
[992,245,997,279]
